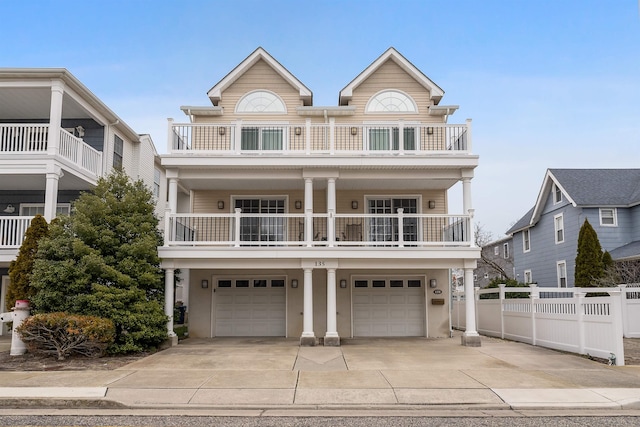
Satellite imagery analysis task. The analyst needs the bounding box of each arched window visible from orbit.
[236,90,287,113]
[365,90,418,113]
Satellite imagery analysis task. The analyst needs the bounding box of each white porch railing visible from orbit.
[452,285,628,365]
[164,211,472,247]
[0,124,102,176]
[0,217,32,248]
[169,121,471,155]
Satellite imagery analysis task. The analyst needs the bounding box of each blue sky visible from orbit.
[2,1,639,239]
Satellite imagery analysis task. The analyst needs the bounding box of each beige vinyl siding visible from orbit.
[214,59,304,122]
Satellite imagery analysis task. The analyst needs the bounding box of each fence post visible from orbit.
[499,284,506,339]
[576,290,586,355]
[474,286,480,333]
[610,288,626,366]
[619,284,628,338]
[305,118,311,155]
[397,208,404,248]
[234,208,242,247]
[530,284,538,346]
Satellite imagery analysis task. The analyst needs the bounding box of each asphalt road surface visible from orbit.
[0,415,639,427]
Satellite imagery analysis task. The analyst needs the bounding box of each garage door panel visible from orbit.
[354,285,425,337]
[215,287,286,337]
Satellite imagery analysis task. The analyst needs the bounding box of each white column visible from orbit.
[305,178,313,247]
[301,268,315,345]
[164,268,176,337]
[462,267,480,346]
[168,177,178,213]
[43,170,61,221]
[324,268,339,345]
[47,81,64,156]
[462,177,472,214]
[327,178,336,246]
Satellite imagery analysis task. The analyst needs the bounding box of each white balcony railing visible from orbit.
[0,124,103,176]
[169,121,471,155]
[164,211,472,248]
[0,216,32,248]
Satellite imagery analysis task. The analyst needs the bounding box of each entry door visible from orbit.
[368,198,418,243]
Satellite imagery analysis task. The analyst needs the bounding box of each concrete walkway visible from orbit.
[0,334,639,412]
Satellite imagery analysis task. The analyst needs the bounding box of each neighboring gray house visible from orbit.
[475,236,514,288]
[507,169,640,288]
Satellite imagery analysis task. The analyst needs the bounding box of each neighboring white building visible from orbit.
[0,68,165,322]
[160,48,481,346]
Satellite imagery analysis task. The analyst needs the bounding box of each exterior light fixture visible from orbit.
[201,279,209,289]
[351,200,358,210]
[427,127,434,135]
[294,200,302,210]
[428,200,435,209]
[350,127,358,136]
[429,279,437,288]
[218,127,226,135]
[294,127,302,136]
[291,279,299,288]
[218,201,225,210]
[340,279,347,288]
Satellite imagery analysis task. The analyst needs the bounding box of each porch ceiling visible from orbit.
[0,87,93,121]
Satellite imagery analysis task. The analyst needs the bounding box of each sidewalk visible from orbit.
[0,333,639,412]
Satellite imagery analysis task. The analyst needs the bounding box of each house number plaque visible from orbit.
[433,289,442,294]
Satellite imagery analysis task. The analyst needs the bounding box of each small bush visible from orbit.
[17,312,115,360]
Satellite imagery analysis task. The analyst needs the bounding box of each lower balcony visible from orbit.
[164,212,471,248]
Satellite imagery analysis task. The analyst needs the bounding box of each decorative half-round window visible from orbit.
[365,90,418,113]
[236,90,287,113]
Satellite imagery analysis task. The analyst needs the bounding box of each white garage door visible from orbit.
[214,278,286,337]
[353,278,425,337]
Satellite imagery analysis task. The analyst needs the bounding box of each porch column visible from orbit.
[43,167,62,222]
[164,268,177,341]
[462,176,472,214]
[300,268,316,346]
[324,268,340,346]
[305,178,313,247]
[327,178,336,246]
[168,176,178,213]
[47,81,64,156]
[461,267,481,347]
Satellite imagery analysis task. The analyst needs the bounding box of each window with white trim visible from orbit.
[554,214,564,244]
[494,246,499,256]
[235,198,286,243]
[367,126,416,151]
[241,126,284,151]
[524,270,532,284]
[557,261,567,288]
[599,208,617,226]
[365,90,418,113]
[113,135,123,169]
[503,242,509,259]
[236,90,287,113]
[523,229,531,252]
[553,183,562,204]
[153,168,161,200]
[20,203,71,217]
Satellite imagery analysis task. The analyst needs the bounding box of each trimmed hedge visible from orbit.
[17,312,115,360]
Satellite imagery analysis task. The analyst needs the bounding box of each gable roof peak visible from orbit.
[207,47,312,106]
[339,47,445,106]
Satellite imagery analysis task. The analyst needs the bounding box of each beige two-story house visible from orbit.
[160,47,481,346]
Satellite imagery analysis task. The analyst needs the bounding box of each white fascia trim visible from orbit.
[339,48,445,105]
[530,170,576,226]
[428,105,459,116]
[180,106,224,116]
[207,47,312,105]
[296,106,356,116]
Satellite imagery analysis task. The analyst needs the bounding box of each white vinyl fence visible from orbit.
[451,284,637,366]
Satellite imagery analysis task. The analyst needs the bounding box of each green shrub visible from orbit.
[17,312,115,360]
[480,278,530,299]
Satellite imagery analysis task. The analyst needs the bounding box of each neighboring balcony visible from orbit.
[164,211,472,248]
[0,124,103,176]
[169,121,471,155]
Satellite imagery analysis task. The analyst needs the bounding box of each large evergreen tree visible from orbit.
[30,171,167,353]
[6,215,49,310]
[574,218,604,287]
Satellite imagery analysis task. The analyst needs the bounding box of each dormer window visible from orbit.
[236,90,286,113]
[365,90,418,113]
[553,183,562,204]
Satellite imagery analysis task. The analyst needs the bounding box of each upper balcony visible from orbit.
[0,124,103,177]
[167,120,472,159]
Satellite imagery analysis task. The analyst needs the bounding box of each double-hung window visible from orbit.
[523,229,531,252]
[599,208,617,226]
[368,126,416,151]
[554,214,564,244]
[553,183,562,204]
[113,135,123,169]
[557,261,567,288]
[503,242,509,259]
[153,168,161,200]
[241,127,284,151]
